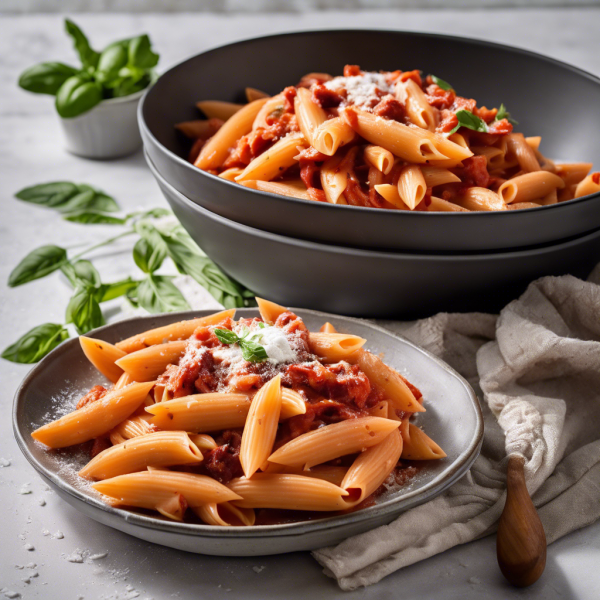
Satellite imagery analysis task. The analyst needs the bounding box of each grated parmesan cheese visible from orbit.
[324,72,392,109]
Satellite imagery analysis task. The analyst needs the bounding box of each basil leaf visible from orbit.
[239,339,268,363]
[96,42,129,84]
[18,62,79,95]
[9,245,67,287]
[55,75,102,118]
[495,103,519,126]
[449,109,489,135]
[66,285,105,335]
[2,323,69,364]
[61,259,101,289]
[64,211,127,225]
[137,275,190,314]
[109,73,151,98]
[430,75,453,91]
[133,237,166,274]
[97,278,139,302]
[214,328,240,345]
[59,189,119,213]
[64,19,99,70]
[128,35,159,70]
[138,207,171,220]
[15,181,80,207]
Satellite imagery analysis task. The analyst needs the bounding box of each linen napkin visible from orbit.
[312,272,600,590]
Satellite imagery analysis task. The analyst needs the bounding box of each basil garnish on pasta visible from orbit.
[430,75,453,91]
[449,110,489,135]
[496,103,518,125]
[214,327,269,363]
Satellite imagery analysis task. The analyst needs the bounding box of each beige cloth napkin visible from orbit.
[312,273,600,590]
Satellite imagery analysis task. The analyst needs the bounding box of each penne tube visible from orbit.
[115,341,187,382]
[498,171,565,204]
[374,184,410,209]
[367,400,389,419]
[294,87,327,148]
[196,100,243,121]
[471,146,505,170]
[228,473,350,511]
[507,202,542,210]
[538,189,558,206]
[93,470,241,519]
[401,423,446,460]
[116,309,236,353]
[574,173,600,198]
[525,136,542,151]
[321,153,348,204]
[427,196,469,212]
[109,414,155,446]
[196,98,269,170]
[505,133,541,172]
[146,390,304,432]
[395,78,439,131]
[175,119,222,140]
[347,349,425,414]
[193,502,255,526]
[420,165,461,188]
[267,416,400,469]
[114,372,135,390]
[341,428,403,504]
[364,145,394,175]
[79,336,126,384]
[447,132,469,149]
[256,298,288,324]
[312,116,356,156]
[252,94,285,130]
[397,165,427,210]
[218,168,244,182]
[189,433,218,452]
[245,87,269,102]
[31,381,155,449]
[555,163,593,187]
[240,375,282,478]
[308,332,367,361]
[294,465,348,487]
[235,132,307,182]
[456,187,506,211]
[320,322,338,333]
[241,179,310,201]
[341,107,472,164]
[79,431,203,480]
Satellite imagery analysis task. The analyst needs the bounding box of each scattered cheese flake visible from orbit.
[2,590,21,599]
[0,458,11,467]
[54,531,64,539]
[24,543,34,551]
[38,498,46,506]
[26,563,37,569]
[65,549,85,563]
[468,576,481,584]
[89,552,108,560]
[252,566,266,573]
[18,484,32,495]
[42,529,51,536]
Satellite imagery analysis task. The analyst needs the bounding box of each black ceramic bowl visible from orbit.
[147,151,600,318]
[139,30,600,253]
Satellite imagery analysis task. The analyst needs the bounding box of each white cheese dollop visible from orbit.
[254,326,297,365]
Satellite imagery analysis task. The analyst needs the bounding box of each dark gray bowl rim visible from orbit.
[13,307,483,539]
[146,148,600,260]
[138,27,600,219]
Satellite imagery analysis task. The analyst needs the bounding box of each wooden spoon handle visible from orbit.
[497,455,547,587]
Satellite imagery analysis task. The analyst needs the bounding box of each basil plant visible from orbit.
[18,19,159,118]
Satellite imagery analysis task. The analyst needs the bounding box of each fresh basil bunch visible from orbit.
[18,19,159,118]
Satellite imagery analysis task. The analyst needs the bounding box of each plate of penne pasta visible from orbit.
[140,30,600,252]
[14,301,482,555]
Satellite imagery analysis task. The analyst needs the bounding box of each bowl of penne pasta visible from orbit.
[146,151,600,317]
[14,305,483,555]
[139,30,600,253]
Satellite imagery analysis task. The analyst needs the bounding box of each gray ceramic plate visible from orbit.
[13,309,483,556]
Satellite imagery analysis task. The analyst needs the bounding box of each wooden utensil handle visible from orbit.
[497,455,547,587]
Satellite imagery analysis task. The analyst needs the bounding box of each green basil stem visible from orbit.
[69,229,135,261]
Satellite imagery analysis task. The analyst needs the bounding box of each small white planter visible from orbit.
[59,89,145,159]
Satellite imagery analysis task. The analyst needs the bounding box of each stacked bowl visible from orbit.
[139,30,600,318]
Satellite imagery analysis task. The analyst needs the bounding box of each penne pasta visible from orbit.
[498,171,565,204]
[427,196,469,212]
[252,93,285,130]
[93,470,241,520]
[574,173,600,198]
[109,414,155,445]
[420,165,461,188]
[308,332,367,361]
[341,428,403,504]
[175,118,223,140]
[294,87,327,148]
[188,433,217,452]
[320,322,338,333]
[280,388,307,419]
[241,179,310,201]
[505,133,541,173]
[240,375,282,478]
[471,146,505,170]
[245,87,269,102]
[321,153,348,204]
[456,187,506,211]
[555,162,593,187]
[256,297,288,324]
[267,416,400,469]
[374,184,410,209]
[218,167,244,182]
[228,473,350,511]
[312,116,356,156]
[196,100,243,121]
[196,98,269,170]
[397,165,427,210]
[79,431,203,480]
[193,502,256,526]
[401,423,446,460]
[79,336,126,383]
[395,78,439,131]
[32,381,155,449]
[116,309,236,353]
[115,341,187,382]
[235,132,307,182]
[363,145,395,175]
[347,349,425,414]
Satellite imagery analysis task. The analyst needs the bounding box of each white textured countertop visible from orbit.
[1,9,600,600]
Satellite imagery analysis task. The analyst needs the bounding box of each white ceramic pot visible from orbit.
[58,89,145,159]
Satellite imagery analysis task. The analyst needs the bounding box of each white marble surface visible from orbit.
[1,9,600,600]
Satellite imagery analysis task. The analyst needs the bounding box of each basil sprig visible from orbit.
[18,18,159,118]
[496,103,519,125]
[449,110,489,135]
[430,75,453,91]
[3,181,255,364]
[214,327,269,363]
